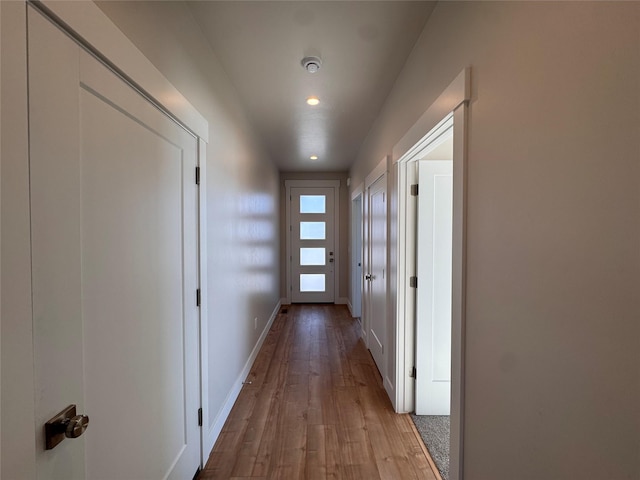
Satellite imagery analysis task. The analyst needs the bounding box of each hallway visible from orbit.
[199,304,439,479]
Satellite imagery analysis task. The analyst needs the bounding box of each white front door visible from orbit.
[415,160,453,415]
[29,8,200,479]
[367,175,387,375]
[290,187,336,303]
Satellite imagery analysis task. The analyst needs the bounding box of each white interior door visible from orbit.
[367,175,387,375]
[29,8,200,479]
[351,194,363,318]
[415,160,453,415]
[290,187,336,303]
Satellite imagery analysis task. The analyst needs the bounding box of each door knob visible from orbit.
[45,404,90,450]
[65,414,90,439]
[365,274,372,281]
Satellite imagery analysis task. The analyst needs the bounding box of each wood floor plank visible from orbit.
[334,386,374,468]
[200,304,440,480]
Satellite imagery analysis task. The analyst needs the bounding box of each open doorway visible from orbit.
[399,117,454,479]
[393,68,469,480]
[411,126,454,480]
[415,130,453,415]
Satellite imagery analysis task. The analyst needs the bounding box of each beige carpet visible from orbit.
[410,414,450,480]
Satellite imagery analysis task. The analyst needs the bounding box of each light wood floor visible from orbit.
[199,304,439,480]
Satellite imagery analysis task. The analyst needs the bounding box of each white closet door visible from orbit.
[367,175,387,375]
[29,8,200,479]
[415,160,453,415]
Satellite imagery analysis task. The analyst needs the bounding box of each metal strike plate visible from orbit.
[45,404,76,450]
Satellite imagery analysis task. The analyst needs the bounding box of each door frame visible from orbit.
[349,185,364,320]
[363,159,388,349]
[1,1,209,476]
[362,157,391,391]
[394,68,469,480]
[284,179,340,304]
[402,116,454,415]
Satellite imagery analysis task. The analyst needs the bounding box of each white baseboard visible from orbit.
[384,375,396,411]
[346,299,354,316]
[336,296,349,306]
[203,300,281,457]
[281,298,349,307]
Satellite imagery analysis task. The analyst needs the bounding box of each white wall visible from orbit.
[95,1,282,454]
[350,2,640,479]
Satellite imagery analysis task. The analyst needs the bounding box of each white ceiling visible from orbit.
[187,1,436,172]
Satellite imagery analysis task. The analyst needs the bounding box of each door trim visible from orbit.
[30,0,208,142]
[364,169,390,394]
[284,179,340,304]
[1,3,37,477]
[349,185,364,319]
[394,68,470,480]
[362,157,389,392]
[365,156,388,188]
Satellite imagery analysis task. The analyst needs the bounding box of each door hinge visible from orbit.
[196,288,201,307]
[410,366,417,379]
[411,184,418,196]
[409,276,418,288]
[198,408,203,427]
[195,166,200,185]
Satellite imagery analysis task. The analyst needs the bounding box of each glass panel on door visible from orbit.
[300,222,326,240]
[300,248,326,265]
[300,195,326,213]
[300,274,326,292]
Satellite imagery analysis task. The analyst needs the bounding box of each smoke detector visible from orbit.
[301,56,322,74]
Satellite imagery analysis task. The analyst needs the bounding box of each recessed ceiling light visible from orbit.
[306,96,320,106]
[310,155,319,160]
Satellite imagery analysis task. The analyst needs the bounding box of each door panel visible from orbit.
[351,195,363,318]
[415,160,453,415]
[291,187,335,302]
[29,8,200,479]
[367,176,387,375]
